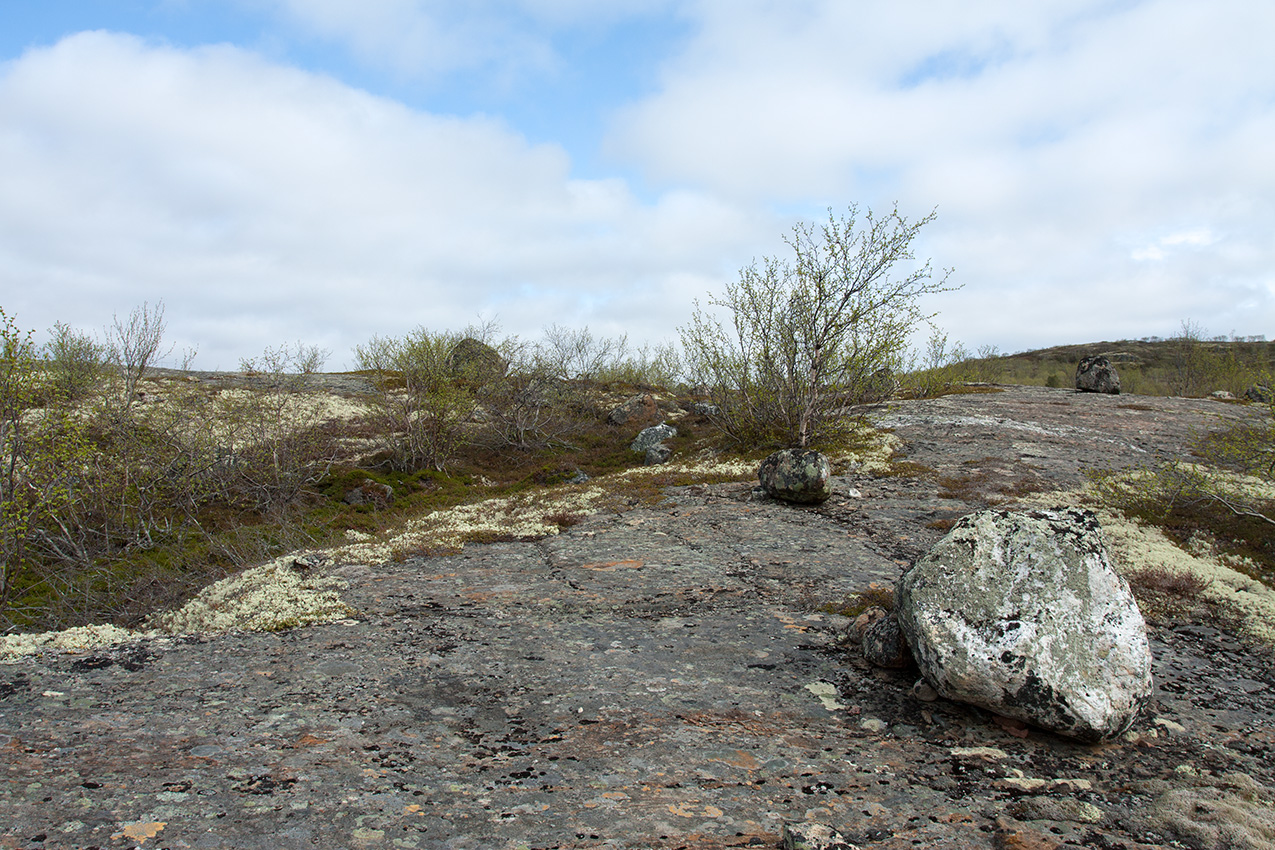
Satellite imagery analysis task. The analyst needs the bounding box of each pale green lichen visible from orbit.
[151,553,354,636]
[0,624,153,661]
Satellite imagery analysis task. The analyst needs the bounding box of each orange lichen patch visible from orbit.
[712,749,761,771]
[678,710,778,737]
[668,802,725,818]
[288,733,329,749]
[580,559,644,571]
[113,822,166,844]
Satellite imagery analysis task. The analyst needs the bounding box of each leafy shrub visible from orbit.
[681,204,954,449]
[42,321,106,403]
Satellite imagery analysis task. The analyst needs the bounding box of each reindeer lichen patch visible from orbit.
[152,554,354,635]
[330,455,757,565]
[0,624,148,661]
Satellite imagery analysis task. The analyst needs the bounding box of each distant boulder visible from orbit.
[758,449,832,505]
[1245,385,1273,404]
[895,509,1152,741]
[449,338,506,383]
[607,393,659,426]
[1075,356,1120,394]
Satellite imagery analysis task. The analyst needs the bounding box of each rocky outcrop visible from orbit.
[758,449,832,505]
[607,393,659,426]
[1075,356,1120,394]
[895,508,1152,741]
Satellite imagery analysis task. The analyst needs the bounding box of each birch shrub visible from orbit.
[680,205,954,450]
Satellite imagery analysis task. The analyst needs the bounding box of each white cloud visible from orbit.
[607,0,1275,349]
[0,31,766,367]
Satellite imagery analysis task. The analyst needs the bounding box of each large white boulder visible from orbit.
[895,509,1152,741]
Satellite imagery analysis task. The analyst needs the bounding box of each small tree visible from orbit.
[681,204,954,449]
[0,309,92,625]
[105,301,171,412]
[226,343,337,509]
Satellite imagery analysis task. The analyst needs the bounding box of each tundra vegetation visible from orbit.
[2,214,1273,641]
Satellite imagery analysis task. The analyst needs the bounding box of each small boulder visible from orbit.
[607,393,659,426]
[758,449,832,504]
[862,615,912,669]
[630,423,676,454]
[895,508,1152,742]
[691,401,720,417]
[1245,385,1273,404]
[644,444,672,466]
[849,606,888,645]
[1075,356,1120,394]
[1209,390,1234,400]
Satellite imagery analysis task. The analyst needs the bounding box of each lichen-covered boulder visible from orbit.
[607,393,659,426]
[630,423,676,453]
[895,509,1152,741]
[758,449,832,505]
[1075,356,1121,394]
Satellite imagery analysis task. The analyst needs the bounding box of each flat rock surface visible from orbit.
[3,386,1273,850]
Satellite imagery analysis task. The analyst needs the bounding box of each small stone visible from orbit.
[1075,356,1121,394]
[1001,775,1048,792]
[1048,778,1092,792]
[782,821,860,850]
[910,680,938,702]
[859,717,887,733]
[950,746,1008,759]
[757,448,833,504]
[1155,717,1186,734]
[608,393,659,426]
[630,423,676,453]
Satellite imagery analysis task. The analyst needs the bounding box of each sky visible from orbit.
[1,1,1272,370]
